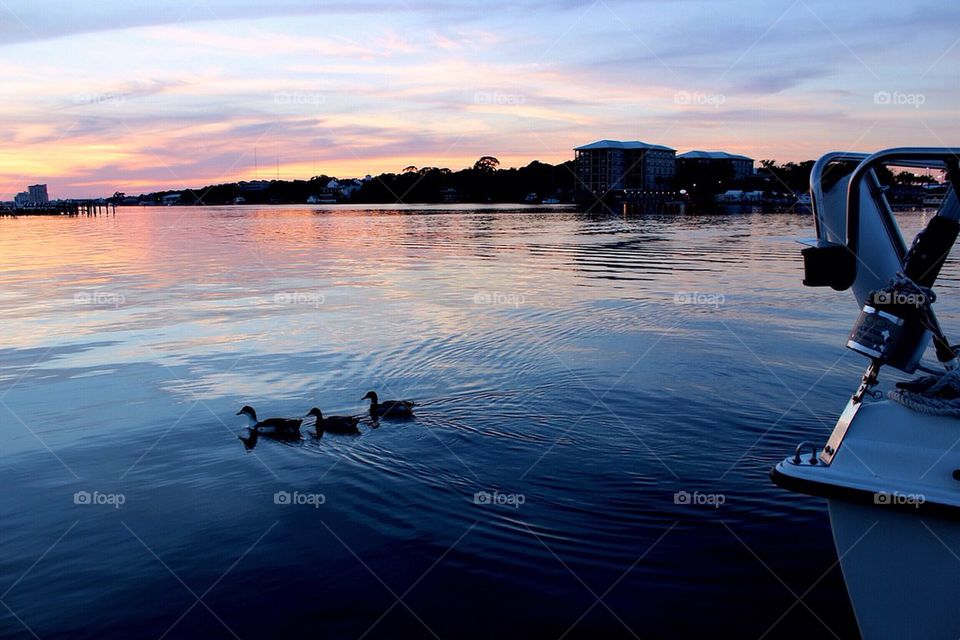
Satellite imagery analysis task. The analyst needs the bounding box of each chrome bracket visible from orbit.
[819,361,880,465]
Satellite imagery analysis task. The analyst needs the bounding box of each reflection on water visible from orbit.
[5,204,949,638]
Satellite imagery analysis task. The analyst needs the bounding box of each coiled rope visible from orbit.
[889,369,960,417]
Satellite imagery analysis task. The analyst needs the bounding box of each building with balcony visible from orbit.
[574,140,676,200]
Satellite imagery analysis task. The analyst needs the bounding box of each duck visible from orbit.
[306,407,360,436]
[236,405,302,438]
[361,391,415,418]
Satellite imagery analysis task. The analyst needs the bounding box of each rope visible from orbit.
[888,368,960,417]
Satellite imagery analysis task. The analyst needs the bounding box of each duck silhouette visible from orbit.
[361,391,415,418]
[306,407,360,436]
[236,405,302,439]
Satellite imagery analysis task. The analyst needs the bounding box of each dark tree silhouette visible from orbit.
[473,156,500,173]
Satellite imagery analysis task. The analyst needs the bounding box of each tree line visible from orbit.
[121,155,945,206]
[133,157,577,206]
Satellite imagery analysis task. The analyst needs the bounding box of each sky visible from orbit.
[0,0,957,198]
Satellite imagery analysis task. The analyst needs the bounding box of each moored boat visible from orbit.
[772,147,960,639]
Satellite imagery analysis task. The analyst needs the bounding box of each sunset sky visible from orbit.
[0,0,957,198]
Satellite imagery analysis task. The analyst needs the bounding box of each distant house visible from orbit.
[677,151,754,182]
[314,179,364,202]
[13,191,29,207]
[440,187,459,203]
[161,193,181,206]
[574,140,676,199]
[337,179,364,199]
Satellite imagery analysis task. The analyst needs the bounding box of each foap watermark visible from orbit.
[74,490,126,509]
[274,490,326,508]
[673,291,725,308]
[74,291,126,308]
[674,91,726,108]
[274,91,325,107]
[874,491,925,508]
[870,290,927,308]
[873,91,925,109]
[674,490,725,508]
[473,291,525,308]
[474,91,526,106]
[74,93,125,108]
[273,291,325,307]
[474,490,525,508]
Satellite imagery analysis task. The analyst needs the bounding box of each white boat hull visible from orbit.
[828,499,960,639]
[773,401,960,639]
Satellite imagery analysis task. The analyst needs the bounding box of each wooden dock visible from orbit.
[0,201,117,217]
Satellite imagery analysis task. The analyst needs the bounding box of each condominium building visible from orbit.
[676,151,754,182]
[28,184,49,204]
[574,140,676,198]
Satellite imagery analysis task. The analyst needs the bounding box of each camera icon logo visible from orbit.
[874,91,892,105]
[673,490,691,505]
[274,491,292,505]
[473,491,492,505]
[74,491,92,505]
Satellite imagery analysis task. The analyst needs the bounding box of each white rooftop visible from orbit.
[678,150,753,162]
[575,139,675,152]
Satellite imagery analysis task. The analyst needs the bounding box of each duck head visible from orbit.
[306,408,325,438]
[236,405,258,426]
[361,391,378,404]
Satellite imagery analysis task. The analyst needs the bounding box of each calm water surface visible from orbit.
[1,205,949,639]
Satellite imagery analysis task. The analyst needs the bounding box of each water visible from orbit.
[1,205,946,639]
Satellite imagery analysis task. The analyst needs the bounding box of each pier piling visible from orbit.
[0,200,117,217]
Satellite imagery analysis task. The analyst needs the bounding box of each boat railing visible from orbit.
[806,148,960,303]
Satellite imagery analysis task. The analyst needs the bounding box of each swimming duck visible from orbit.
[361,391,415,418]
[236,405,302,438]
[306,408,360,436]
